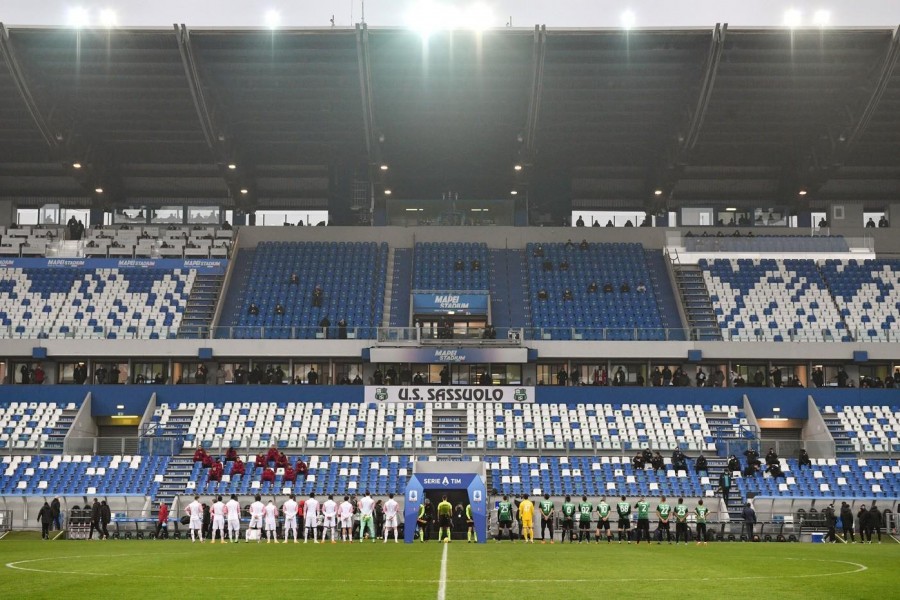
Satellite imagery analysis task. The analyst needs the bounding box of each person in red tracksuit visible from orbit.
[283,466,296,483]
[231,457,245,477]
[262,467,275,483]
[266,445,279,465]
[156,502,170,538]
[193,446,208,464]
[255,454,266,468]
[209,460,223,482]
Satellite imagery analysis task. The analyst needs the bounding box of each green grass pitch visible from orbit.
[1,534,899,599]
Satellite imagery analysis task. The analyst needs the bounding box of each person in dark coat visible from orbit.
[100,500,111,539]
[798,449,812,469]
[741,503,756,540]
[868,503,883,543]
[718,471,732,505]
[694,455,708,476]
[840,502,855,542]
[857,504,870,543]
[37,501,53,539]
[823,504,837,543]
[50,497,62,530]
[89,498,102,540]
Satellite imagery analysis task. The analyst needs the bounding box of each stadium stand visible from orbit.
[413,242,489,291]
[0,266,194,339]
[822,404,900,454]
[0,401,79,450]
[85,226,233,259]
[527,243,667,340]
[701,258,844,342]
[226,241,386,339]
[0,454,168,497]
[820,259,900,342]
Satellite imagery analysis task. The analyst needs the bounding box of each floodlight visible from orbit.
[514,164,523,171]
[68,7,90,28]
[99,9,117,27]
[240,188,249,195]
[812,10,830,26]
[463,3,494,31]
[227,163,237,170]
[654,189,663,196]
[784,9,802,28]
[798,190,808,196]
[94,187,104,194]
[384,189,392,196]
[72,162,82,169]
[380,164,389,171]
[510,190,518,196]
[621,10,636,30]
[265,10,281,29]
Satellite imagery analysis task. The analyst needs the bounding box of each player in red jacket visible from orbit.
[255,453,266,468]
[266,445,279,465]
[155,502,169,539]
[193,446,208,463]
[283,466,296,483]
[231,457,245,477]
[261,467,275,483]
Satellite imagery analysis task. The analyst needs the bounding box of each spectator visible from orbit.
[576,216,585,226]
[718,471,732,505]
[274,303,285,316]
[254,453,266,468]
[694,455,708,476]
[837,367,849,387]
[319,315,331,338]
[283,465,296,483]
[559,259,569,271]
[603,282,613,293]
[471,259,481,271]
[620,282,630,293]
[579,239,589,250]
[672,449,687,472]
[532,244,544,257]
[765,447,779,466]
[651,452,664,472]
[556,368,568,386]
[798,448,812,469]
[307,366,318,385]
[248,303,259,316]
[312,285,323,307]
[866,217,876,228]
[605,220,614,227]
[641,447,653,464]
[209,460,223,482]
[542,259,553,272]
[231,457,245,477]
[636,282,646,293]
[770,366,783,388]
[744,448,761,468]
[878,215,889,227]
[766,462,784,479]
[741,503,756,540]
[37,501,53,539]
[727,454,740,473]
[632,452,645,470]
[562,289,573,301]
[537,289,548,301]
[695,368,707,387]
[587,281,598,293]
[193,446,209,464]
[261,467,275,483]
[290,273,299,284]
[337,318,348,339]
[613,367,626,386]
[454,259,464,271]
[276,452,289,469]
[296,459,309,480]
[266,444,280,465]
[662,366,672,386]
[753,368,765,387]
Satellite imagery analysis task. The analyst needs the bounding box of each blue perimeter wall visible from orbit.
[0,386,896,418]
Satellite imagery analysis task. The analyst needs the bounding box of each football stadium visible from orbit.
[0,1,899,598]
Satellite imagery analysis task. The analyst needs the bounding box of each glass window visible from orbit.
[292,362,323,385]
[255,210,329,227]
[57,361,89,384]
[188,207,220,225]
[334,362,364,385]
[132,362,167,384]
[536,363,569,386]
[15,208,39,225]
[150,206,184,225]
[90,361,128,384]
[571,210,648,228]
[114,208,148,224]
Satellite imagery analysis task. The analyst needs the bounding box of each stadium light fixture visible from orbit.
[227,163,237,170]
[621,10,636,30]
[784,9,802,28]
[265,9,281,29]
[240,188,249,195]
[510,190,518,196]
[72,162,82,169]
[99,8,117,27]
[653,189,663,196]
[798,189,808,196]
[812,10,830,27]
[380,164,389,171]
[384,189,393,196]
[94,187,104,194]
[68,6,90,28]
[514,164,523,171]
[725,207,737,212]
[405,1,495,36]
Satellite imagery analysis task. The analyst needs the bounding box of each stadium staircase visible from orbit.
[387,247,412,327]
[706,459,747,519]
[178,274,223,338]
[704,406,756,457]
[819,410,856,458]
[154,454,195,510]
[673,263,721,340]
[645,249,686,340]
[216,248,255,336]
[43,405,80,453]
[432,408,466,457]
[98,427,139,455]
[488,249,528,328]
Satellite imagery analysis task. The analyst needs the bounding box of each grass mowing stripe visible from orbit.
[437,542,448,600]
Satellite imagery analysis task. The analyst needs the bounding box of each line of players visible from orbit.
[183,491,402,544]
[496,493,711,545]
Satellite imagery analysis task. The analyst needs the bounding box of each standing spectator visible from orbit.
[869,503,882,543]
[556,367,568,386]
[769,366,783,388]
[695,368,707,387]
[50,497,62,531]
[100,500,111,539]
[823,503,837,543]
[662,366,672,386]
[37,501,53,539]
[156,502,170,539]
[439,366,450,385]
[306,366,318,385]
[840,502,855,543]
[718,471,732,505]
[32,364,45,384]
[812,367,825,388]
[857,504,870,543]
[89,498,102,540]
[319,315,331,338]
[613,367,626,386]
[741,502,756,540]
[837,367,849,388]
[337,318,347,339]
[215,366,226,385]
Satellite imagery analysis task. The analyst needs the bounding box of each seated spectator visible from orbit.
[603,282,613,293]
[818,218,828,227]
[532,244,544,257]
[542,259,553,271]
[620,282,630,293]
[744,448,761,467]
[878,215,889,227]
[254,453,266,468]
[642,448,653,464]
[312,285,323,307]
[766,462,784,479]
[605,220,614,227]
[624,220,633,227]
[559,260,569,271]
[562,289,573,301]
[576,216,585,227]
[587,281,598,293]
[727,454,740,473]
[248,303,259,316]
[266,444,280,465]
[208,460,223,482]
[866,217,876,228]
[221,220,232,230]
[471,259,481,271]
[290,273,299,284]
[225,447,238,462]
[632,452,645,470]
[230,457,245,477]
[201,453,214,468]
[579,239,589,250]
[296,459,309,479]
[765,447,778,466]
[276,452,289,469]
[537,289,548,301]
[482,324,496,339]
[454,259,464,271]
[636,282,647,293]
[283,465,296,482]
[672,449,687,472]
[193,446,209,464]
[261,467,275,483]
[651,452,664,472]
[695,454,708,475]
[732,230,742,237]
[743,463,760,477]
[592,219,600,227]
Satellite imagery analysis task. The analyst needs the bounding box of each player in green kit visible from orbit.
[561,495,576,543]
[465,503,477,542]
[497,495,513,542]
[673,497,689,544]
[595,496,612,543]
[577,495,593,543]
[635,496,651,545]
[539,493,554,544]
[695,499,709,545]
[656,496,672,544]
[616,495,632,543]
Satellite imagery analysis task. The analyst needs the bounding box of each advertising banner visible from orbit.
[369,346,527,364]
[412,292,489,315]
[365,385,534,403]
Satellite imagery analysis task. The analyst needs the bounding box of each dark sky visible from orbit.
[3,1,900,28]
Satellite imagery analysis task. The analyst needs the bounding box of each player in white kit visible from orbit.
[321,495,338,543]
[211,495,227,544]
[186,495,204,542]
[358,491,376,542]
[282,494,299,543]
[339,495,355,543]
[225,494,242,543]
[264,500,279,543]
[248,494,265,543]
[383,493,400,543]
[303,493,320,543]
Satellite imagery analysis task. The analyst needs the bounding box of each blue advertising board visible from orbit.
[412,292,489,315]
[369,347,528,364]
[403,472,487,543]
[0,257,227,275]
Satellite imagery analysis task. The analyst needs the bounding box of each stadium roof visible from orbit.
[1,25,899,214]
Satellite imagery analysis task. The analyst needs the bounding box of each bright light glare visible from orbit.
[265,9,281,28]
[784,9,802,27]
[812,10,830,26]
[621,10,636,29]
[99,9,117,27]
[68,7,90,28]
[405,1,495,36]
